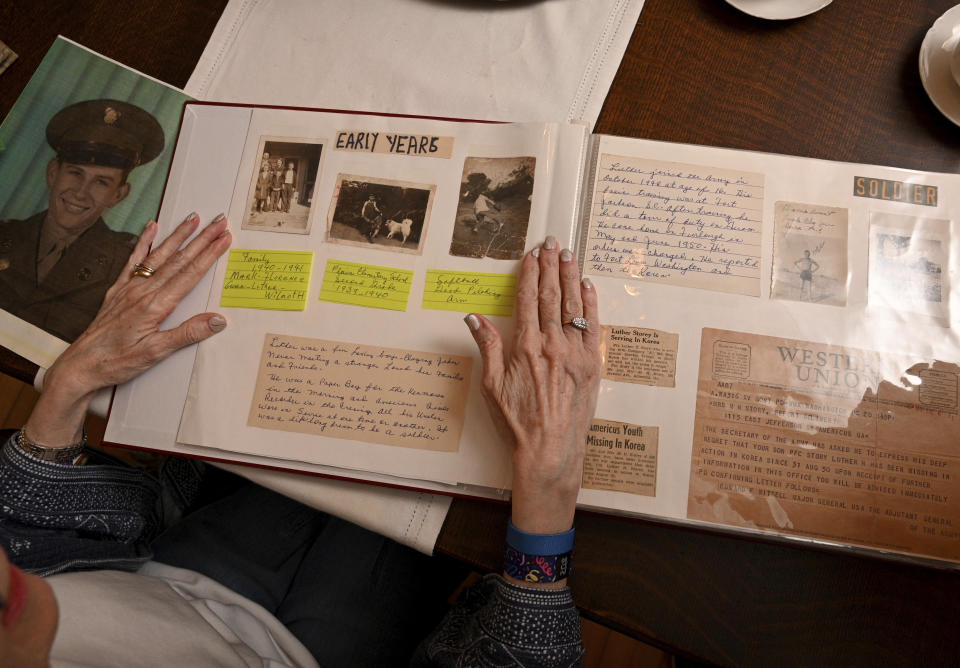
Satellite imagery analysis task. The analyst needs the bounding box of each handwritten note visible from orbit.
[585,153,764,296]
[221,249,313,310]
[318,260,414,311]
[248,334,472,451]
[422,270,516,317]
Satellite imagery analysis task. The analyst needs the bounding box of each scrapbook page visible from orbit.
[105,104,960,565]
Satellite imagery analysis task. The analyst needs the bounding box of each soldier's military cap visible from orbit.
[45,99,164,172]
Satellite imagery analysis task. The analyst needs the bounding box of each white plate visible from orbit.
[919,5,960,127]
[725,0,832,20]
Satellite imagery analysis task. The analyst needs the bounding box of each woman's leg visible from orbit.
[276,516,470,665]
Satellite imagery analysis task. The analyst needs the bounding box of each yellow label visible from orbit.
[318,260,414,311]
[422,269,516,317]
[220,249,313,310]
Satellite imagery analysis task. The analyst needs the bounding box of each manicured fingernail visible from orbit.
[560,249,573,262]
[464,314,481,331]
[581,277,594,290]
[543,236,557,250]
[212,213,226,223]
[531,247,540,259]
[209,315,227,333]
[185,211,199,222]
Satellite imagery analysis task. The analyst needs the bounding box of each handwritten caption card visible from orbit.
[221,249,313,310]
[585,153,764,296]
[319,260,414,311]
[248,334,472,451]
[422,270,516,317]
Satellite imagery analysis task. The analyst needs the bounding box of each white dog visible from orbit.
[383,218,413,246]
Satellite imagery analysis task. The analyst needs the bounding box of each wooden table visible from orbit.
[2,1,960,665]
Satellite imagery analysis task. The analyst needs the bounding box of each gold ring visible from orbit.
[132,262,156,278]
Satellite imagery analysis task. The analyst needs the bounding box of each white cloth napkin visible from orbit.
[187,0,644,129]
[184,0,644,553]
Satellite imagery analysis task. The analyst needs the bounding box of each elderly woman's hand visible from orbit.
[23,212,232,448]
[466,236,601,537]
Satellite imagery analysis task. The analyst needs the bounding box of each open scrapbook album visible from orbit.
[101,101,960,566]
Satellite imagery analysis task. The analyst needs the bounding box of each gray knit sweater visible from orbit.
[0,433,584,666]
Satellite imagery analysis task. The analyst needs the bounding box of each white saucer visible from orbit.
[725,0,832,20]
[919,5,960,127]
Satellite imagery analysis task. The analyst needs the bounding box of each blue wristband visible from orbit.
[506,520,575,556]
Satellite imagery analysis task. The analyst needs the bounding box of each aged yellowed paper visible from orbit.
[583,419,658,496]
[688,328,960,561]
[771,201,848,306]
[248,334,472,452]
[600,325,678,387]
[584,153,764,296]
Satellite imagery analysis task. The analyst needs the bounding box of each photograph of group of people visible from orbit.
[242,138,324,235]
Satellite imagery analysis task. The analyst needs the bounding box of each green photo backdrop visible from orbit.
[0,38,191,234]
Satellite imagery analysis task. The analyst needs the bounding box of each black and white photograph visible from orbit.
[326,174,434,254]
[869,213,950,323]
[241,137,324,235]
[770,201,848,306]
[449,156,535,260]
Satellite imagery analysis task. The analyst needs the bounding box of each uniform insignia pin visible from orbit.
[78,267,92,281]
[96,255,108,265]
[103,107,121,124]
[0,258,9,271]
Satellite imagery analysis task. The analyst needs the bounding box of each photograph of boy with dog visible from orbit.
[326,174,434,254]
[449,156,536,260]
[240,137,324,235]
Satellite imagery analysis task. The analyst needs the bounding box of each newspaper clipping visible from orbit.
[584,419,658,497]
[601,325,678,387]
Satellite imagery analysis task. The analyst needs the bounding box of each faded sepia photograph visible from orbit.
[869,212,950,323]
[449,156,535,260]
[326,174,434,254]
[241,137,324,235]
[771,201,848,306]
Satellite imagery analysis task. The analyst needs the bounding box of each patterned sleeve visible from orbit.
[411,573,584,667]
[0,432,201,576]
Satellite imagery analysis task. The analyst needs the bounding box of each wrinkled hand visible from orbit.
[466,236,601,536]
[24,213,232,447]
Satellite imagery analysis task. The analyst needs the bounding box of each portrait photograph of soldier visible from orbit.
[240,137,323,235]
[449,156,535,261]
[326,174,434,255]
[0,39,188,347]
